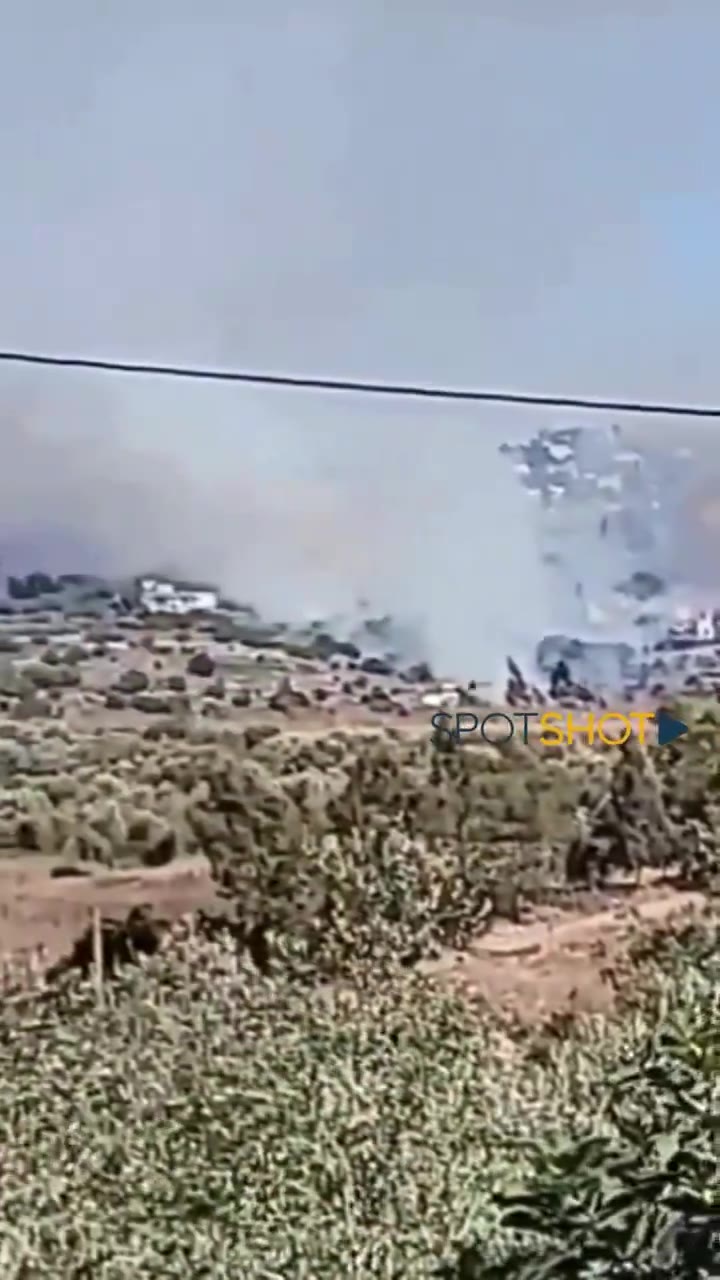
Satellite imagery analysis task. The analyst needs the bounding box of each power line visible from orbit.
[0,346,719,417]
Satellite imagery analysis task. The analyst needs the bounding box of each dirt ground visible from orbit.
[421,882,708,1023]
[0,852,709,1025]
[0,855,216,981]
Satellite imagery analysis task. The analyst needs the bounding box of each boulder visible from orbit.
[131,693,173,715]
[114,669,149,695]
[187,651,215,678]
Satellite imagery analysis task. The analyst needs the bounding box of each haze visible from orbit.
[1,2,720,681]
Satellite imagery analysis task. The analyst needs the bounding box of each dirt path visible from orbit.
[0,855,711,1023]
[421,884,709,1023]
[0,855,216,974]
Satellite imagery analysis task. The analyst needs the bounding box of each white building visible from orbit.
[138,577,218,616]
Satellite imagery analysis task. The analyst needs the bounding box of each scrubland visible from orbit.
[0,698,717,1277]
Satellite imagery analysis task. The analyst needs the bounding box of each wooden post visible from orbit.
[92,907,104,1008]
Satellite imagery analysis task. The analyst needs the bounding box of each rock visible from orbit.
[231,689,252,708]
[105,691,126,710]
[114,668,150,695]
[131,693,173,715]
[187,651,215,678]
[366,687,395,713]
[204,678,226,700]
[165,674,187,693]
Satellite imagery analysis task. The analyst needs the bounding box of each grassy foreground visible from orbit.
[0,918,716,1279]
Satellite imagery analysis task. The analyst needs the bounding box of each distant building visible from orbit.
[697,611,715,641]
[137,577,218,616]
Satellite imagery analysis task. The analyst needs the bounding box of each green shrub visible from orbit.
[0,920,715,1277]
[439,924,719,1279]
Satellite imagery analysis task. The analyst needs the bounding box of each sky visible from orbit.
[1,1,720,679]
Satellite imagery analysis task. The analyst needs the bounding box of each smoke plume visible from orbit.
[2,3,720,684]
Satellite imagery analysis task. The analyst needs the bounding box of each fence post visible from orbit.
[92,907,104,1008]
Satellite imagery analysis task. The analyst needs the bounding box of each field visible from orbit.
[0,617,717,1276]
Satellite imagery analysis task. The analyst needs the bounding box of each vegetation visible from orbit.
[0,707,716,1274]
[1,710,719,890]
[0,917,714,1277]
[439,923,719,1279]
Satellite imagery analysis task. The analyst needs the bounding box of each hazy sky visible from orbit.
[1,2,719,677]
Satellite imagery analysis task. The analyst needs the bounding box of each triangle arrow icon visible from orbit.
[655,710,688,747]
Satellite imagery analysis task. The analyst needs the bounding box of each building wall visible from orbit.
[139,578,218,615]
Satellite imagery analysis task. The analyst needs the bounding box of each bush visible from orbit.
[0,920,715,1277]
[187,651,215,677]
[439,924,720,1279]
[23,662,81,691]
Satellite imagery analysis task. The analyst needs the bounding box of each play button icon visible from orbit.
[654,710,688,746]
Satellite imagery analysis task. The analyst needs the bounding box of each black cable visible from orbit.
[0,347,719,417]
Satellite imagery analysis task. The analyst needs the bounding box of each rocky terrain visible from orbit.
[0,570,455,730]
